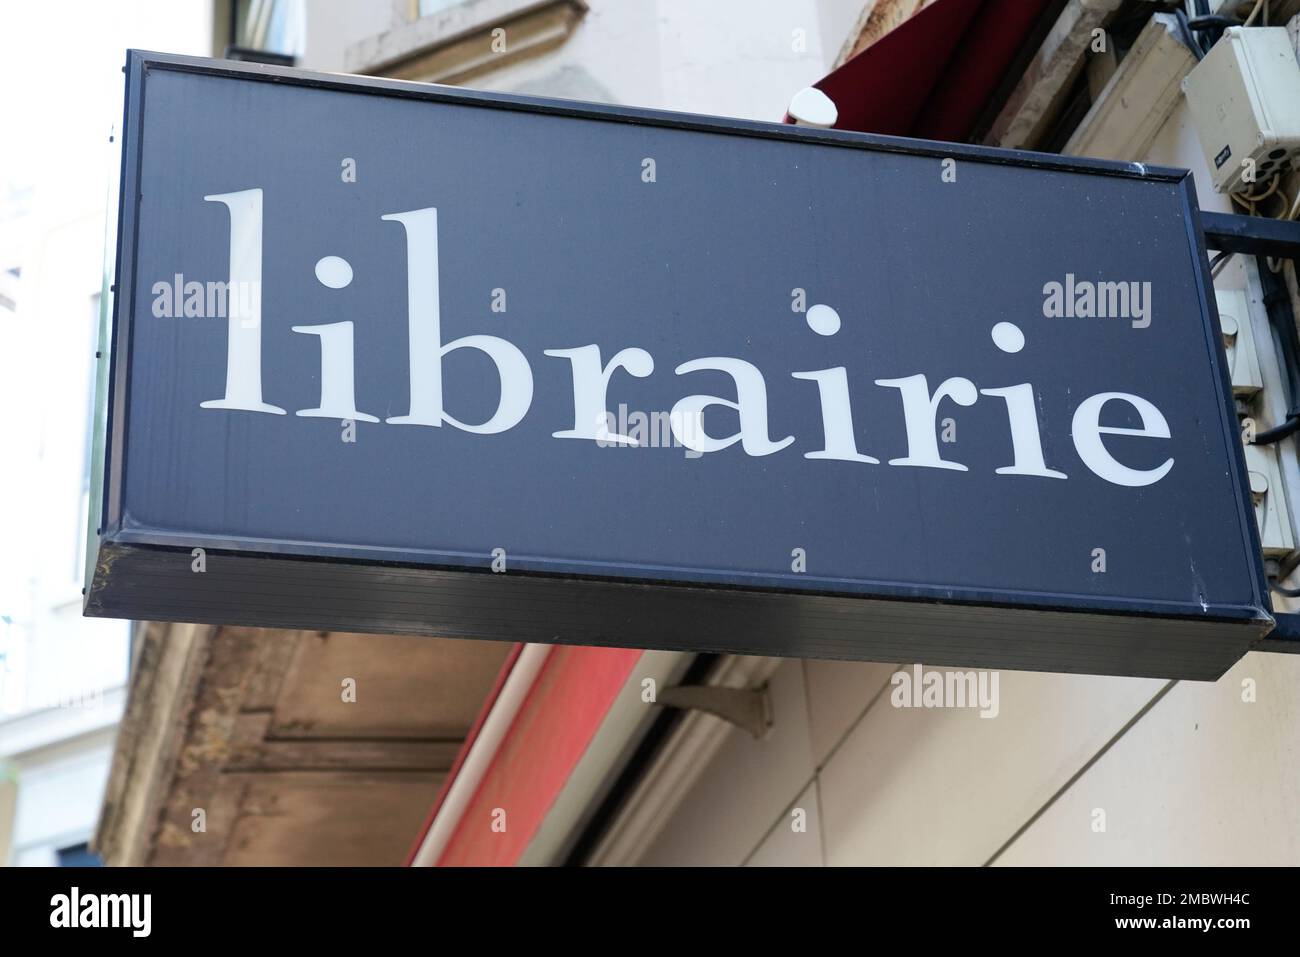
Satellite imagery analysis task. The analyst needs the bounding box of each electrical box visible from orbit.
[1182,26,1300,193]
[1216,288,1264,398]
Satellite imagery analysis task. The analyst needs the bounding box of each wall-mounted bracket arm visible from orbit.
[1203,212,1300,259]
[655,684,772,738]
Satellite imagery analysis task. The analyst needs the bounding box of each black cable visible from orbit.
[1257,256,1300,420]
[1187,15,1239,30]
[1232,257,1300,448]
[1173,8,1207,60]
[1270,577,1300,598]
[1254,416,1300,445]
[1169,0,1241,56]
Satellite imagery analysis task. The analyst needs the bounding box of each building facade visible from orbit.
[0,0,212,867]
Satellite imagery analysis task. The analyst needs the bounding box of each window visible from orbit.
[57,842,103,867]
[228,0,305,64]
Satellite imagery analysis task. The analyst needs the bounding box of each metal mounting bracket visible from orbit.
[1202,212,1300,259]
[655,683,773,738]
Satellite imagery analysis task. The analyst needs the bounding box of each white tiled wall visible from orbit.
[802,659,897,766]
[636,651,1300,866]
[747,782,823,867]
[993,652,1300,866]
[817,669,1167,866]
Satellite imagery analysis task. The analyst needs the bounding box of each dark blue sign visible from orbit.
[87,51,1272,680]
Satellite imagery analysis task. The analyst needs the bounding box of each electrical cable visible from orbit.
[1189,0,1231,50]
[1249,254,1300,448]
[1230,175,1299,273]
[1175,0,1266,56]
[1243,0,1267,27]
[1232,174,1280,209]
[1269,576,1300,597]
[1173,7,1206,59]
[1246,178,1280,204]
[1187,15,1239,31]
[1254,416,1300,445]
[1265,191,1300,273]
[1264,303,1300,422]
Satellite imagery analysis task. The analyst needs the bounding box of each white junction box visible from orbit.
[1216,288,1264,398]
[1244,441,1296,557]
[1182,26,1300,193]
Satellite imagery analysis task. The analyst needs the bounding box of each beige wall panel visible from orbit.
[819,670,1165,865]
[995,652,1300,865]
[803,660,899,766]
[746,781,824,867]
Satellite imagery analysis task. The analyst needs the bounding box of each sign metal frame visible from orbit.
[85,51,1273,680]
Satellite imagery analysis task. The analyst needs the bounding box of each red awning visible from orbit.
[406,644,644,866]
[791,0,1052,142]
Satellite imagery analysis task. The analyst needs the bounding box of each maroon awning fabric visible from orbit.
[793,0,1051,142]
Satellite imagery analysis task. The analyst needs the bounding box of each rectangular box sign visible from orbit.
[88,51,1272,679]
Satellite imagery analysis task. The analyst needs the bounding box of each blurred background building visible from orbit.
[0,0,212,867]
